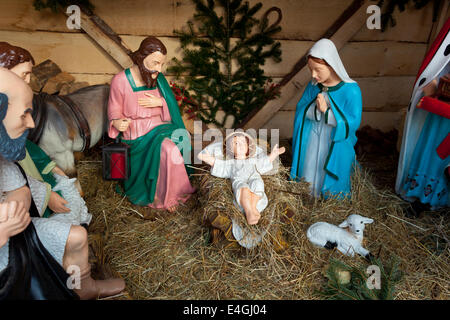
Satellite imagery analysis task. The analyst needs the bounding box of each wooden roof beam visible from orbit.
[241,0,371,131]
[63,6,134,69]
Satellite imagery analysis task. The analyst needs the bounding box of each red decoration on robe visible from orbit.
[413,18,450,160]
[418,96,450,119]
[436,133,450,160]
[417,97,450,160]
[415,18,450,86]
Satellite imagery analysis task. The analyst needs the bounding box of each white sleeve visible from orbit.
[255,156,273,175]
[211,159,233,178]
[0,157,26,193]
[325,108,337,127]
[27,175,48,217]
[0,157,48,216]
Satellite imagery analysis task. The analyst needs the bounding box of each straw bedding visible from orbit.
[78,149,449,300]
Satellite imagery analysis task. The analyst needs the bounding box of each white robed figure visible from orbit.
[198,130,285,249]
[396,18,450,210]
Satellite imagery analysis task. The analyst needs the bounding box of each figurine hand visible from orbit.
[112,118,131,132]
[422,79,438,97]
[0,201,31,247]
[272,144,286,156]
[48,192,70,213]
[138,93,163,108]
[269,144,285,162]
[316,93,328,113]
[51,166,68,177]
[198,150,215,166]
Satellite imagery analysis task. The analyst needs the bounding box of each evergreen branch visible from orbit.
[377,0,436,31]
[318,256,404,300]
[167,0,282,127]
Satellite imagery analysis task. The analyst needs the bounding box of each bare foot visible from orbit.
[249,209,261,225]
[244,206,261,225]
[167,205,178,213]
[248,192,261,225]
[240,188,262,225]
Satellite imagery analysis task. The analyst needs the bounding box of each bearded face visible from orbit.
[0,91,34,161]
[137,51,166,88]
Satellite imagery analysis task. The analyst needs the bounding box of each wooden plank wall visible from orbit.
[1,0,447,137]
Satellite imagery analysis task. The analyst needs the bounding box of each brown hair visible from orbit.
[130,36,167,88]
[308,55,329,66]
[0,42,35,69]
[130,36,167,66]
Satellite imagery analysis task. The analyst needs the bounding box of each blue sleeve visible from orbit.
[329,83,362,142]
[342,83,363,132]
[294,82,316,120]
[293,82,318,146]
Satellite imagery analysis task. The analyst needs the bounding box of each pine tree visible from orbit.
[168,0,282,128]
[317,256,404,300]
[377,0,442,31]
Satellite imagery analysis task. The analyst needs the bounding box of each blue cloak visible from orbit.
[290,81,362,198]
[401,112,450,207]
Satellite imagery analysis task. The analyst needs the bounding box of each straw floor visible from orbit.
[78,145,449,300]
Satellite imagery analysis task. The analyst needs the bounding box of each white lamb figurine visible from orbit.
[307,214,374,260]
[49,174,92,226]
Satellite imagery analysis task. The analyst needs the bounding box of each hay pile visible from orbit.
[78,152,449,300]
[198,163,306,251]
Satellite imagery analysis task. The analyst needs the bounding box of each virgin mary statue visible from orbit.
[290,39,363,199]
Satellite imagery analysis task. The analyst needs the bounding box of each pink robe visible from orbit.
[108,70,195,209]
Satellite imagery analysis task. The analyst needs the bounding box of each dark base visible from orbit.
[365,252,375,263]
[324,241,337,250]
[405,200,431,219]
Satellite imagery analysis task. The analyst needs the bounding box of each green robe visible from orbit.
[19,140,62,217]
[117,72,192,206]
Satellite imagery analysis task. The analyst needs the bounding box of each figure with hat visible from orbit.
[396,18,450,216]
[0,67,125,299]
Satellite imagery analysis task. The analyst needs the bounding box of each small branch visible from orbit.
[386,213,429,232]
[273,188,305,197]
[186,165,211,173]
[121,206,144,218]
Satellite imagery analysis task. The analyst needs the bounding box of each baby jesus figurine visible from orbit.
[198,131,285,225]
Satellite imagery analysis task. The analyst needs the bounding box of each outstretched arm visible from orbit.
[268,144,286,163]
[197,149,216,167]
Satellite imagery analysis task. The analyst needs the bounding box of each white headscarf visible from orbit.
[308,38,356,84]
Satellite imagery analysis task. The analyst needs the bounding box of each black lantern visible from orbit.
[101,137,130,181]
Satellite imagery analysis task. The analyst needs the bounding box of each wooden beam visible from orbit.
[64,8,134,69]
[0,0,435,42]
[279,0,365,87]
[241,0,371,130]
